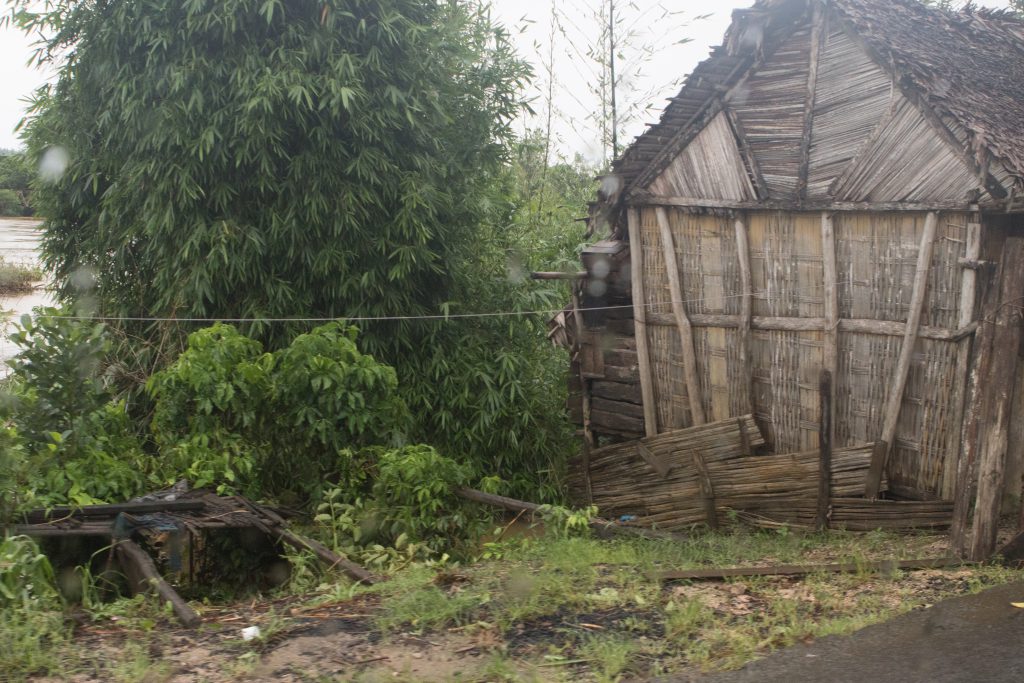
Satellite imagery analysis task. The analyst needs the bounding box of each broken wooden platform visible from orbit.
[5,486,376,626]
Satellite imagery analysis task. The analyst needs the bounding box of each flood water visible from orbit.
[0,217,51,371]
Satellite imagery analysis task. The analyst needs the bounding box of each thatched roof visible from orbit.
[611,0,1024,196]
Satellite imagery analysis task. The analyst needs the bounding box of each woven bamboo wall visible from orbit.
[635,206,974,497]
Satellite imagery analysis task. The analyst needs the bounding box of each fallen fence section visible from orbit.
[650,557,966,582]
[567,414,954,532]
[6,486,376,626]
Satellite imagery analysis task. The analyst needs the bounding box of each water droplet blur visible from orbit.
[600,174,622,199]
[587,279,608,298]
[38,146,70,183]
[590,256,611,281]
[70,266,97,292]
[506,250,526,283]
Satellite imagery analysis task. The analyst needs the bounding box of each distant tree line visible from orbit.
[0,149,34,216]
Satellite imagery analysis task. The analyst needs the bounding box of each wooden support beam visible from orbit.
[649,557,965,582]
[571,289,595,504]
[115,539,201,628]
[817,370,833,532]
[968,237,1024,560]
[22,500,204,523]
[645,312,975,342]
[796,4,824,199]
[627,207,659,437]
[655,206,707,425]
[819,210,835,393]
[631,195,983,212]
[530,271,587,280]
[866,212,939,498]
[734,215,754,414]
[724,107,768,199]
[944,222,983,499]
[691,451,718,530]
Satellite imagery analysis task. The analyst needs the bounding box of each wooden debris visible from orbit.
[115,539,201,628]
[649,557,966,582]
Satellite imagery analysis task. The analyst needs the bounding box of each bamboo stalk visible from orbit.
[655,206,706,425]
[818,370,833,532]
[821,212,839,433]
[627,206,659,437]
[866,211,939,498]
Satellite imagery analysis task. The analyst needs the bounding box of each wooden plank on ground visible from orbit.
[115,539,201,628]
[649,557,966,582]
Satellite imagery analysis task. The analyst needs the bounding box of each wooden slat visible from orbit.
[655,206,706,425]
[637,442,672,478]
[865,211,939,498]
[631,196,983,212]
[627,206,659,437]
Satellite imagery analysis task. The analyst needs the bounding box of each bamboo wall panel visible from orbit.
[647,111,755,200]
[806,29,892,198]
[731,26,812,198]
[832,96,978,202]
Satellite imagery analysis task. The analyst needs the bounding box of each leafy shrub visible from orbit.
[315,445,498,566]
[0,536,68,679]
[0,188,21,216]
[148,322,409,502]
[0,257,42,294]
[2,310,151,506]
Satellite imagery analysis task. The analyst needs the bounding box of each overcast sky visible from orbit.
[0,0,1013,159]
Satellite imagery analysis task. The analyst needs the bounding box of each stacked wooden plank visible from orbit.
[568,415,952,532]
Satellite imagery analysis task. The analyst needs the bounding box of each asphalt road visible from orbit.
[668,580,1024,683]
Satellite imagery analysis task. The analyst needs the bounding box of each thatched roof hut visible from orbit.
[560,0,1024,558]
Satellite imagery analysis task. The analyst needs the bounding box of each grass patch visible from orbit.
[356,526,1020,680]
[0,256,42,295]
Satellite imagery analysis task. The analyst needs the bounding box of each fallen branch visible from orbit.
[456,488,687,543]
[648,557,966,582]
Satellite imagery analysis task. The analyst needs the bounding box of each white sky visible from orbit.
[0,0,1013,159]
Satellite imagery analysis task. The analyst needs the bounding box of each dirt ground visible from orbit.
[51,561,1017,682]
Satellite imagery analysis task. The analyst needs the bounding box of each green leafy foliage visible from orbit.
[16,0,529,349]
[148,322,409,502]
[0,151,34,215]
[315,445,497,566]
[1,310,151,506]
[0,536,68,679]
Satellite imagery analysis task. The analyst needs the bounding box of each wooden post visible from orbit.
[627,207,659,437]
[655,206,707,425]
[691,451,718,530]
[734,215,754,414]
[865,212,938,498]
[951,249,1001,555]
[821,212,839,443]
[572,288,595,504]
[944,222,983,499]
[115,539,201,628]
[817,369,833,532]
[968,237,1024,560]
